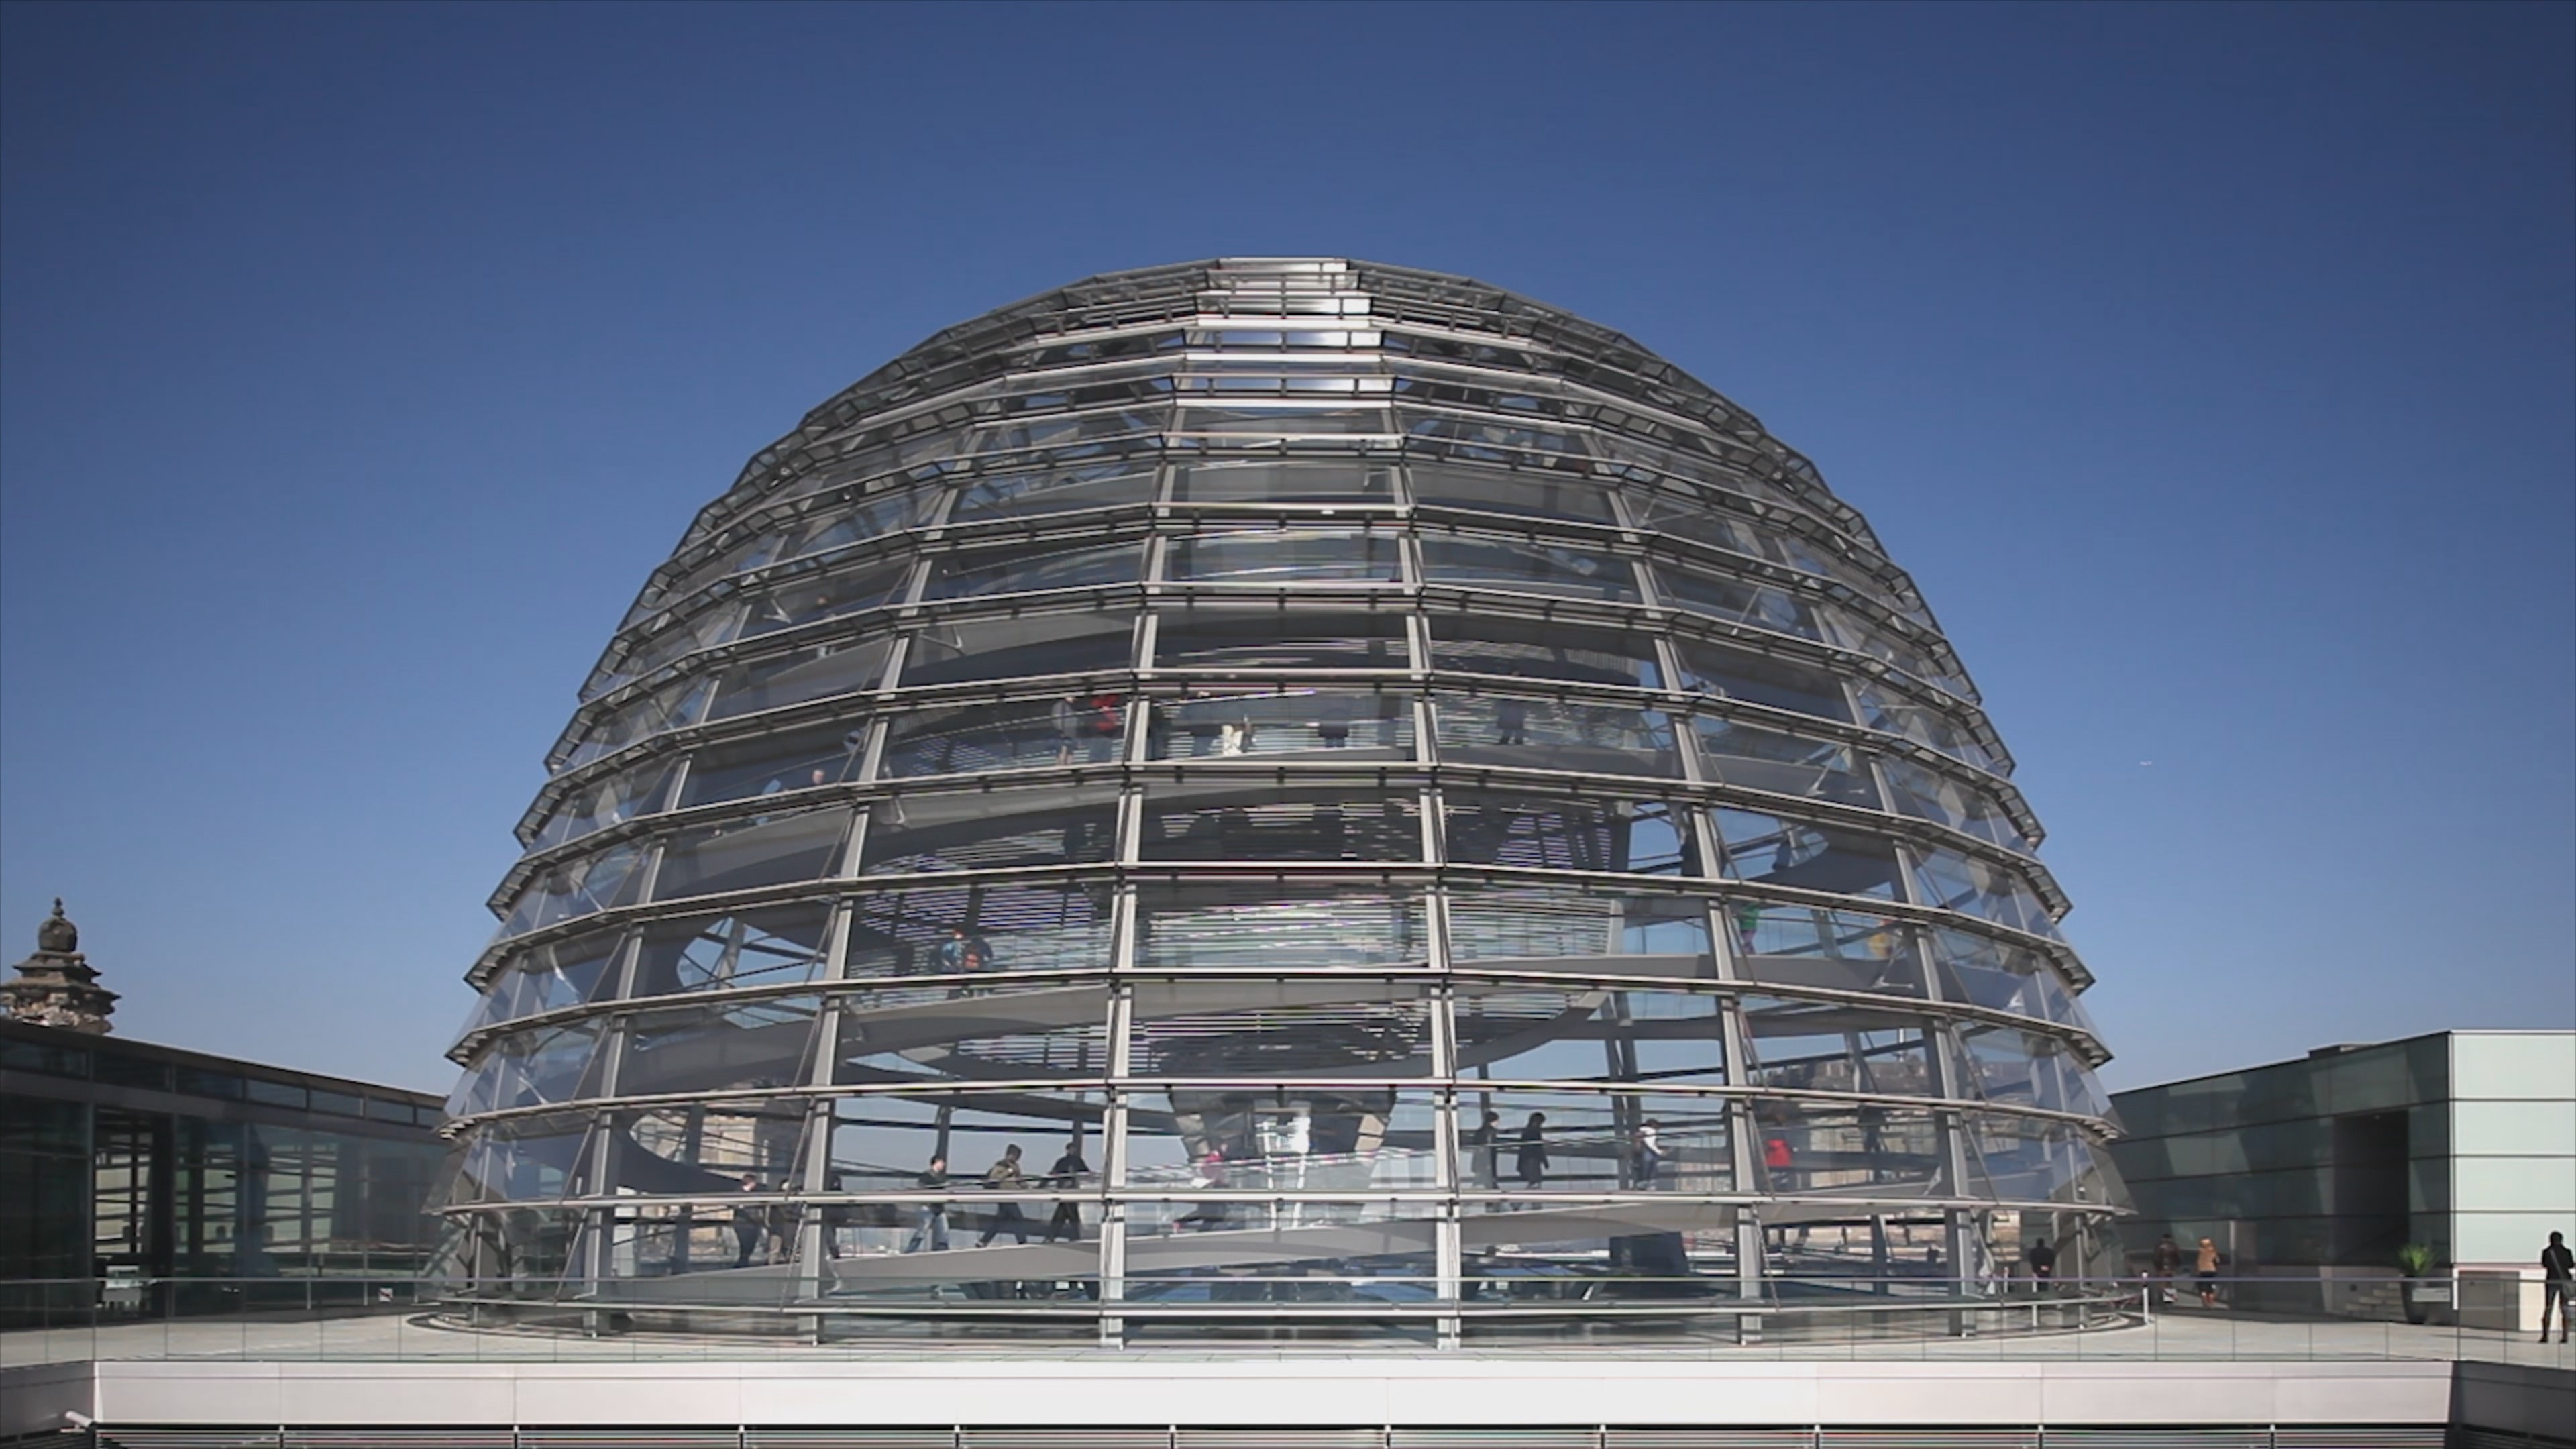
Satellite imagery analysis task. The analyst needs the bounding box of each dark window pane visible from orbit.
[859,786,1122,875]
[1673,639,1851,722]
[246,1079,309,1110]
[1154,611,1409,672]
[1428,617,1661,688]
[902,614,1135,687]
[680,722,869,807]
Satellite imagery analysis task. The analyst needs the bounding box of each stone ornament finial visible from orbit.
[9,895,114,1034]
[37,897,77,953]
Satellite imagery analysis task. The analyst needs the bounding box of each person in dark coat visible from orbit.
[1044,1138,1090,1244]
[1515,1113,1550,1194]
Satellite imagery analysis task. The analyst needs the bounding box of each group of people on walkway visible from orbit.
[2144,1232,2229,1309]
[1460,1110,1677,1194]
[903,1140,1093,1253]
[2141,1228,2572,1338]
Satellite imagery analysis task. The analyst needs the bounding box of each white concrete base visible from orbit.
[17,1358,2453,1431]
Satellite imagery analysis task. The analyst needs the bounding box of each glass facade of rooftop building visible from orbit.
[1,1020,447,1307]
[435,258,2128,1344]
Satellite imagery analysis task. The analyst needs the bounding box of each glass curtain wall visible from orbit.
[440,258,2126,1346]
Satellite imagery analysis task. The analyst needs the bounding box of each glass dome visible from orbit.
[434,258,2129,1346]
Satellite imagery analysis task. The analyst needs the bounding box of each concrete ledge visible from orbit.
[55,1358,2455,1430]
[0,1360,92,1438]
[2451,1359,2576,1443]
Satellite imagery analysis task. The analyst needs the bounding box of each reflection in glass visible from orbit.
[1882,755,2033,853]
[652,806,849,902]
[902,613,1134,687]
[1854,679,2000,773]
[738,561,910,639]
[1656,564,1829,643]
[1142,782,1423,863]
[1911,845,2057,938]
[630,904,833,998]
[464,931,625,1038]
[1154,611,1409,672]
[1446,885,1713,977]
[500,839,647,936]
[1445,790,1697,876]
[1454,985,1729,1086]
[949,464,1156,521]
[1409,465,1615,523]
[1168,527,1404,585]
[1672,639,1850,722]
[1149,688,1414,760]
[1421,535,1640,602]
[533,761,676,849]
[1713,807,1903,900]
[681,723,867,807]
[1137,883,1427,971]
[1128,980,1436,1079]
[1169,460,1396,504]
[1435,694,1679,777]
[882,696,1101,778]
[924,539,1143,600]
[1428,617,1662,688]
[860,786,1120,875]
[1695,716,1879,808]
[710,641,892,721]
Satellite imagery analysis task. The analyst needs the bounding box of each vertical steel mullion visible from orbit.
[1670,677,1715,789]
[1099,981,1135,1347]
[896,549,936,608]
[661,753,696,814]
[1704,890,1769,1336]
[1124,695,1151,767]
[1427,876,1463,1348]
[920,478,961,530]
[829,799,869,885]
[852,717,890,785]
[855,794,885,887]
[578,930,644,1307]
[628,835,669,910]
[790,904,857,1323]
[1650,631,1690,699]
[1921,940,1982,1279]
[1890,840,1926,910]
[1134,610,1161,679]
[1603,473,1643,537]
[1626,551,1662,614]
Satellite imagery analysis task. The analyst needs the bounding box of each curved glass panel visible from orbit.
[1148,688,1415,761]
[1421,536,1640,602]
[1167,527,1405,585]
[1434,693,1680,778]
[679,722,867,807]
[532,760,676,850]
[1409,464,1615,523]
[708,641,890,721]
[924,539,1143,601]
[1169,459,1396,504]
[949,464,1156,521]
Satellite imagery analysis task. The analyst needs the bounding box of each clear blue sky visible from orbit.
[3,2,2569,1095]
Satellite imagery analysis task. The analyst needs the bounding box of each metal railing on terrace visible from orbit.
[3,1276,2571,1367]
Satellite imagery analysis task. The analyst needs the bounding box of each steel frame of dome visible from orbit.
[435,257,2130,1347]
